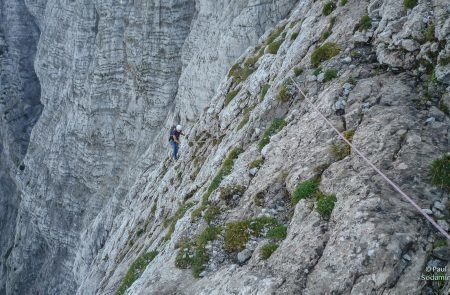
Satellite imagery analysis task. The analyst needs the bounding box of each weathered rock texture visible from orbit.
[1,0,450,294]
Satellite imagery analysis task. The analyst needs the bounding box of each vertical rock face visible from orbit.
[0,0,42,293]
[1,0,298,294]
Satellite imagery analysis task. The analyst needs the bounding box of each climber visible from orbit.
[169,125,184,160]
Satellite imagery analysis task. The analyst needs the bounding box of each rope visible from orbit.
[290,77,450,241]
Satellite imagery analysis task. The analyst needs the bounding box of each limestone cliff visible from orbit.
[0,0,449,294]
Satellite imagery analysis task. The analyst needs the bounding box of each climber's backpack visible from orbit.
[169,125,176,142]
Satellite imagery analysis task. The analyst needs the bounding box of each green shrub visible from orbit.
[276,80,293,102]
[224,220,251,252]
[313,67,322,76]
[267,40,283,54]
[316,194,337,217]
[116,251,158,295]
[260,243,278,260]
[340,0,348,5]
[311,42,340,67]
[260,84,270,102]
[430,154,450,192]
[294,67,304,76]
[357,15,372,31]
[258,119,287,151]
[291,32,299,40]
[403,0,417,9]
[292,178,321,205]
[224,88,240,106]
[323,68,338,82]
[267,225,287,240]
[322,2,336,16]
[248,158,264,169]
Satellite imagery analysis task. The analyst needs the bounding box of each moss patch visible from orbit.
[258,119,287,151]
[311,42,340,67]
[116,251,158,295]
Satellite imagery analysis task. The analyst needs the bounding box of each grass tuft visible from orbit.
[291,32,299,40]
[260,243,278,260]
[224,88,240,106]
[276,80,293,102]
[248,158,264,169]
[116,251,158,295]
[316,194,337,217]
[260,84,270,102]
[258,119,287,151]
[430,154,450,192]
[267,40,283,54]
[403,0,417,9]
[322,2,336,16]
[294,67,304,77]
[292,178,321,205]
[311,42,340,67]
[324,68,338,82]
[357,15,372,31]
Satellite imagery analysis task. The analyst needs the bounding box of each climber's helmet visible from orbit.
[176,125,182,132]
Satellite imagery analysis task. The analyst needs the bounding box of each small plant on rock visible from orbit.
[357,14,372,31]
[311,42,340,67]
[294,67,304,77]
[316,193,337,217]
[403,0,417,9]
[260,243,278,260]
[267,225,287,240]
[429,154,450,192]
[260,84,270,102]
[268,40,283,54]
[276,80,293,102]
[116,251,158,295]
[340,0,348,5]
[258,118,287,151]
[224,88,240,106]
[322,2,336,16]
[292,177,321,205]
[324,68,338,82]
[248,158,264,169]
[291,32,299,40]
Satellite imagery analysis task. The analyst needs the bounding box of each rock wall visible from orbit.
[0,0,42,293]
[1,0,449,294]
[1,0,297,294]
